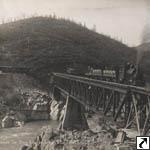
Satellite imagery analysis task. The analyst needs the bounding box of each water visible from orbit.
[0,120,58,150]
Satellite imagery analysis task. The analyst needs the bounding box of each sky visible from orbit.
[0,0,149,46]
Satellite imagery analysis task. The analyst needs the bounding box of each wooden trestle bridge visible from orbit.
[52,72,150,135]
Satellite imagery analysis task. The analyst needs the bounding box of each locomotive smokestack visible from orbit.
[135,50,145,86]
[136,49,143,68]
[135,50,141,78]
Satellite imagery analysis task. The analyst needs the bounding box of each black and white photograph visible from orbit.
[0,0,150,150]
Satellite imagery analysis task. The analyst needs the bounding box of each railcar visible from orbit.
[66,63,145,86]
[85,63,145,86]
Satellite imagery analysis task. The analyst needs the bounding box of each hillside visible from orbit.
[0,16,136,82]
[136,42,150,52]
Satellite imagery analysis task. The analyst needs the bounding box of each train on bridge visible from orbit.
[66,63,145,87]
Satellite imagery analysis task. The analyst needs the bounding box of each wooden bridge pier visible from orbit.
[61,95,89,130]
[53,86,89,131]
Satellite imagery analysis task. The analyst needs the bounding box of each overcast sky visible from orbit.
[0,0,149,46]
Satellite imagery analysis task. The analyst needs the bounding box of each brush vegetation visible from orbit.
[0,16,136,82]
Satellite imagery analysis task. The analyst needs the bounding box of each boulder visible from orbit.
[21,145,29,150]
[21,145,33,150]
[33,102,48,111]
[1,115,15,128]
[50,107,60,121]
[50,100,64,121]
[1,112,26,128]
[13,112,26,127]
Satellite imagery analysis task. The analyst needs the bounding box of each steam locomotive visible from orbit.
[66,63,145,87]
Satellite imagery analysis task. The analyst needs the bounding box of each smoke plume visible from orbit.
[142,1,150,43]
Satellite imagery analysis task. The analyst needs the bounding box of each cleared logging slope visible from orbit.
[0,17,136,82]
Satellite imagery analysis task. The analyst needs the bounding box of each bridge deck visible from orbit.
[53,73,150,95]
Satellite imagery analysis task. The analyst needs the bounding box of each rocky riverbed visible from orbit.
[22,113,136,150]
[0,90,51,128]
[0,73,137,150]
[0,73,51,128]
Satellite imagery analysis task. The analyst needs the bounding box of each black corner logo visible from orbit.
[136,136,150,150]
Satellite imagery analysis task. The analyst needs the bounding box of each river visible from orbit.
[0,120,58,150]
